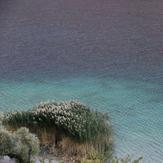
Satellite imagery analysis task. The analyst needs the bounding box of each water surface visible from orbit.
[0,0,163,162]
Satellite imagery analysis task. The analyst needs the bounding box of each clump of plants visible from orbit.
[2,101,112,160]
[65,155,143,163]
[108,155,143,163]
[0,127,40,163]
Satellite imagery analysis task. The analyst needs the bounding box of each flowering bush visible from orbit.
[3,101,111,141]
[2,101,112,159]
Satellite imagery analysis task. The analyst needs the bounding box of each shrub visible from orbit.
[109,156,143,163]
[81,156,143,163]
[81,159,101,163]
[0,128,14,155]
[0,127,40,163]
[2,101,112,160]
[3,101,111,141]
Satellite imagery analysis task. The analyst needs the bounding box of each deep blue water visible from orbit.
[0,0,163,162]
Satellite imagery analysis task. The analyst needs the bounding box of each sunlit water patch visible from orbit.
[0,76,163,162]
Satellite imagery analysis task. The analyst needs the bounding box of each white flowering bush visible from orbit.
[3,101,111,141]
[0,127,40,163]
[3,101,112,159]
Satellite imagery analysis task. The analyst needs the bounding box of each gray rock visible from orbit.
[0,156,15,163]
[50,160,59,163]
[44,159,49,163]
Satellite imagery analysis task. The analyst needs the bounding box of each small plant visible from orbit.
[59,161,65,163]
[0,127,40,163]
[109,155,143,163]
[81,159,101,163]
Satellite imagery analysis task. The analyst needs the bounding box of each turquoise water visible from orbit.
[1,75,163,162]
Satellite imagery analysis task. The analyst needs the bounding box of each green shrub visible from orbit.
[3,101,111,141]
[81,159,101,163]
[2,101,112,160]
[0,128,14,155]
[109,156,143,163]
[0,127,39,163]
[81,156,143,163]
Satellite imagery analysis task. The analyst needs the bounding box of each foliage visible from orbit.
[3,101,111,141]
[14,127,40,162]
[0,128,14,155]
[3,101,112,159]
[0,127,40,163]
[0,112,4,126]
[81,155,143,163]
[109,155,143,163]
[81,159,101,163]
[59,161,65,163]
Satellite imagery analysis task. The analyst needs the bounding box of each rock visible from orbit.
[50,160,59,163]
[44,159,49,163]
[0,156,15,163]
[35,159,41,163]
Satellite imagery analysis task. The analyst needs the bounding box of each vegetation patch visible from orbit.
[2,101,113,161]
[0,127,39,163]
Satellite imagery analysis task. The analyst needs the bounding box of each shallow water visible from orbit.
[0,0,163,162]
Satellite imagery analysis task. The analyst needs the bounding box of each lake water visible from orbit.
[0,0,163,162]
